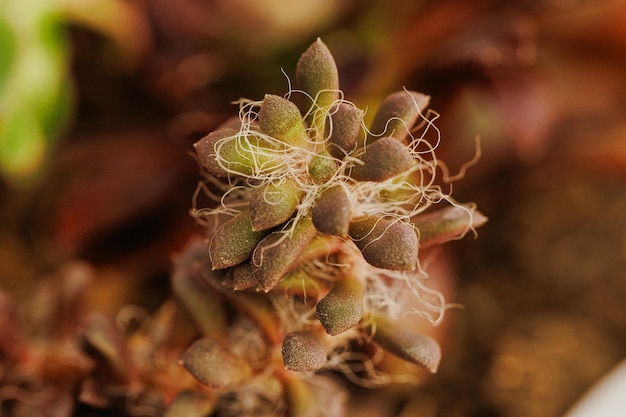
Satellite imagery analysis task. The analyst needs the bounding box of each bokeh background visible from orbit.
[1,0,625,416]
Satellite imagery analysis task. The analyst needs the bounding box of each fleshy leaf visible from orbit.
[209,211,269,270]
[312,185,351,237]
[249,180,304,231]
[171,239,227,338]
[194,128,272,177]
[316,276,364,335]
[282,331,327,372]
[367,314,441,373]
[350,137,415,182]
[367,90,430,143]
[325,102,363,159]
[296,38,339,111]
[252,216,317,292]
[181,337,252,388]
[349,216,418,270]
[258,94,308,148]
[412,205,488,249]
[308,151,337,184]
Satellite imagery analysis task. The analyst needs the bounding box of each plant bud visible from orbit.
[367,91,430,143]
[308,151,337,184]
[325,102,362,159]
[282,331,327,372]
[258,94,308,148]
[249,180,304,231]
[210,211,269,270]
[367,314,441,373]
[312,185,351,237]
[181,337,251,388]
[296,38,340,110]
[349,216,418,270]
[316,276,363,335]
[350,137,414,182]
[252,216,317,292]
[412,205,488,249]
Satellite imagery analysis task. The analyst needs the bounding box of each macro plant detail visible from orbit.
[174,38,486,414]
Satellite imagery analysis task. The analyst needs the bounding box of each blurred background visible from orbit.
[1,0,625,416]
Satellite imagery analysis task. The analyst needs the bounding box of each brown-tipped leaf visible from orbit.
[258,94,307,148]
[325,102,363,159]
[412,205,488,249]
[316,276,364,335]
[249,180,304,231]
[367,91,430,143]
[282,331,327,372]
[312,185,351,237]
[350,137,414,182]
[349,216,418,270]
[210,211,269,270]
[181,337,251,388]
[252,216,317,292]
[367,314,441,373]
[296,38,339,110]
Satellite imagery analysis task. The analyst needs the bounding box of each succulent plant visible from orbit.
[181,38,487,414]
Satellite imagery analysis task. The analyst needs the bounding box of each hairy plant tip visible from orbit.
[296,38,339,111]
[367,315,442,374]
[258,94,308,148]
[282,331,327,372]
[350,137,415,182]
[349,216,418,271]
[209,210,269,270]
[316,276,364,335]
[181,337,252,388]
[367,90,431,143]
